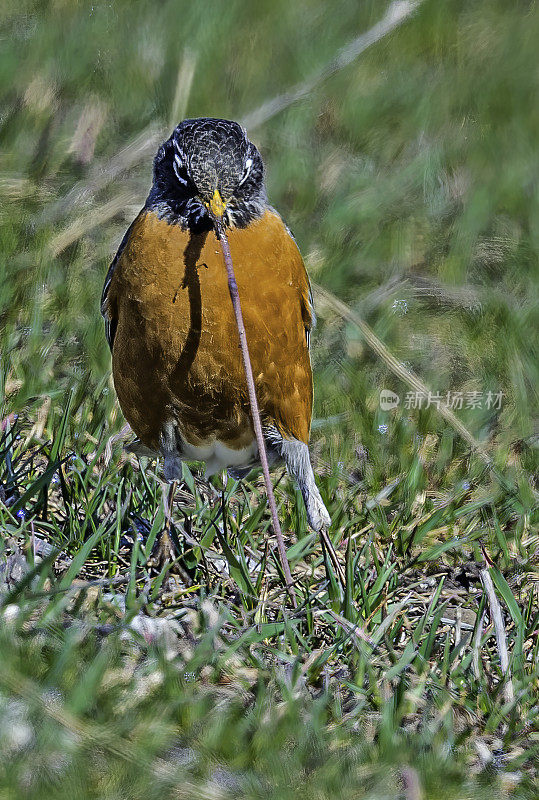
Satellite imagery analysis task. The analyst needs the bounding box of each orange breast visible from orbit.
[108,209,313,452]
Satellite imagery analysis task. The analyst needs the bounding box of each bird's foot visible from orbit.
[154,480,178,568]
[155,529,175,568]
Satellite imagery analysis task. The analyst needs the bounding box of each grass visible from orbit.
[1,0,538,797]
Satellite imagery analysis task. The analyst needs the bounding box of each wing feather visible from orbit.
[302,280,315,350]
[101,216,140,351]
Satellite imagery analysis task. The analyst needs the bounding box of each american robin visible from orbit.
[101,117,330,549]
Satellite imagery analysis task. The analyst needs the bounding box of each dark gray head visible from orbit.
[146,118,267,232]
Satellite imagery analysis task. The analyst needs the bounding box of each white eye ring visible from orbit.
[173,153,188,186]
[238,157,253,187]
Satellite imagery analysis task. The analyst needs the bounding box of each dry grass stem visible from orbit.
[314,283,493,465]
[49,193,136,256]
[480,567,515,704]
[242,2,422,130]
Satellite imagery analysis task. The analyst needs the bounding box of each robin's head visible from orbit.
[148,118,267,232]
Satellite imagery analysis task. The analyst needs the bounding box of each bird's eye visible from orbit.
[237,157,253,188]
[173,154,189,187]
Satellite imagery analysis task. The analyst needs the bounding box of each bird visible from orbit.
[101,117,331,558]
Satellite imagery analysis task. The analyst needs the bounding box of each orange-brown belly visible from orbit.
[111,209,313,452]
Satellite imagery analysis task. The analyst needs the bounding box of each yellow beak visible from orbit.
[208,189,226,219]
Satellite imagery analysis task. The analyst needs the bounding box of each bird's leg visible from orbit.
[157,480,177,564]
[196,471,221,504]
[161,420,182,483]
[156,420,183,564]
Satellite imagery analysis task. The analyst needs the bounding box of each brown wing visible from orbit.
[279,218,314,351]
[105,208,313,451]
[101,214,144,351]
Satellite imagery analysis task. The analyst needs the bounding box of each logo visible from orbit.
[379,390,400,411]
